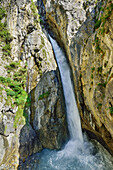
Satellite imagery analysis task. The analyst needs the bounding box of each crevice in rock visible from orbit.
[0,133,9,138]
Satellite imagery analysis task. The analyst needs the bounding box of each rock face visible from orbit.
[0,0,67,169]
[0,0,113,168]
[19,71,68,161]
[41,0,113,155]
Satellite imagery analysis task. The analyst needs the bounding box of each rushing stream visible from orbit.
[19,36,113,170]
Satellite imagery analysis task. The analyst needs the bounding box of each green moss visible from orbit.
[89,87,92,92]
[41,37,45,46]
[5,61,20,70]
[95,36,101,53]
[95,19,101,29]
[4,125,7,134]
[5,89,16,96]
[97,103,102,110]
[97,82,107,87]
[13,105,25,128]
[39,44,44,49]
[38,91,50,100]
[95,2,113,34]
[97,67,102,72]
[91,81,93,85]
[100,27,105,35]
[38,70,42,76]
[0,77,11,84]
[0,86,3,95]
[0,76,28,127]
[0,7,6,20]
[91,67,95,73]
[5,96,13,107]
[2,44,11,55]
[109,107,113,115]
[91,74,93,79]
[30,0,40,22]
[80,73,82,78]
[0,7,12,56]
[25,94,31,108]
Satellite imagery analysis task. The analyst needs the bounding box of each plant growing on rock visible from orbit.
[38,91,50,100]
[0,7,12,56]
[109,107,113,115]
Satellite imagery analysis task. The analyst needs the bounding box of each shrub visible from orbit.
[5,89,16,96]
[5,62,20,71]
[0,76,11,83]
[2,44,11,55]
[0,7,6,20]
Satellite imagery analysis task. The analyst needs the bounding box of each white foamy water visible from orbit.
[18,36,113,170]
[49,35,83,142]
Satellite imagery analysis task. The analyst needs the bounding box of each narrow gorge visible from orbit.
[0,0,113,169]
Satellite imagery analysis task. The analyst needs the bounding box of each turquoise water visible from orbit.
[19,37,113,169]
[19,135,113,170]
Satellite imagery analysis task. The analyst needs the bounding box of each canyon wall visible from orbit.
[41,0,113,155]
[0,0,113,169]
[0,0,68,169]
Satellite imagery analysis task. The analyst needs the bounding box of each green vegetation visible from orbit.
[0,76,26,100]
[95,36,102,53]
[5,61,20,70]
[80,73,82,78]
[41,37,45,46]
[91,67,95,73]
[97,103,102,110]
[0,8,6,19]
[97,67,102,73]
[0,7,29,128]
[97,82,107,87]
[1,58,28,128]
[25,94,31,108]
[31,0,41,22]
[38,91,50,100]
[109,107,113,115]
[6,89,16,96]
[0,7,12,56]
[13,105,25,128]
[91,81,93,85]
[89,87,92,92]
[91,74,93,79]
[5,61,27,86]
[95,2,113,35]
[0,74,28,128]
[95,19,101,29]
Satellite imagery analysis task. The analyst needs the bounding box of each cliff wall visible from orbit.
[41,0,113,155]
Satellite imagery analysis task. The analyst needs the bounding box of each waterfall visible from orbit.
[20,36,113,170]
[49,35,83,142]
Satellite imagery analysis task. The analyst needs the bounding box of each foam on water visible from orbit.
[49,35,83,142]
[18,36,113,170]
[19,134,113,170]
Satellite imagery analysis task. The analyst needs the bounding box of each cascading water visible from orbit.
[49,35,83,143]
[19,37,113,170]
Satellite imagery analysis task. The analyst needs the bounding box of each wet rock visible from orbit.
[41,0,113,155]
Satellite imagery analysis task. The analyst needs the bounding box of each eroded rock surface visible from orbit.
[19,71,68,161]
[0,0,58,169]
[41,0,113,155]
